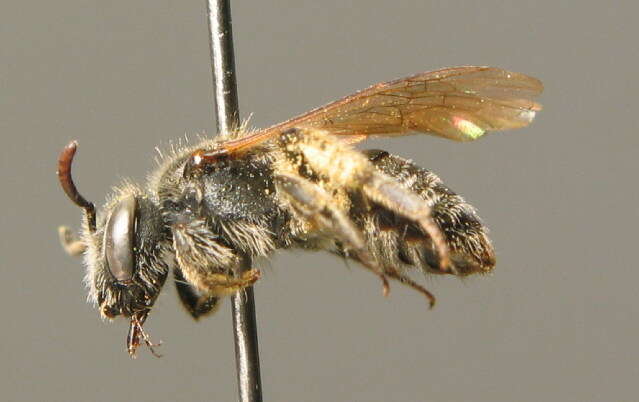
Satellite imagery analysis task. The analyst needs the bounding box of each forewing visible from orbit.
[222,66,542,152]
[290,66,543,142]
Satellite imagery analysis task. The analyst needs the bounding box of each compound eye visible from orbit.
[104,195,137,282]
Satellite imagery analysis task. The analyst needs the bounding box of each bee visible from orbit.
[57,66,542,357]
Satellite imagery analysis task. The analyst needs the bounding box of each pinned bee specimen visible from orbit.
[58,66,542,357]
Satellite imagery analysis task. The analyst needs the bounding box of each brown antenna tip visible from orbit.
[57,141,96,232]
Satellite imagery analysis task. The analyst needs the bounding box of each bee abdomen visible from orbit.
[359,150,496,276]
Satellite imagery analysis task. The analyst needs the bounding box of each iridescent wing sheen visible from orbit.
[221,66,542,152]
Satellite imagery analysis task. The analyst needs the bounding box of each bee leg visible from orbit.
[359,173,453,273]
[275,173,390,296]
[384,268,436,309]
[172,219,261,296]
[127,311,162,358]
[196,270,261,296]
[58,226,85,256]
[174,269,222,319]
[277,127,452,273]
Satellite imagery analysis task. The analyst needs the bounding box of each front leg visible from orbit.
[171,218,260,296]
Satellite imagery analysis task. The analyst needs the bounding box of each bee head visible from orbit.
[57,142,169,323]
[89,190,169,321]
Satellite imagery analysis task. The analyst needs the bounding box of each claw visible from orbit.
[353,250,392,298]
[385,268,436,309]
[127,312,162,358]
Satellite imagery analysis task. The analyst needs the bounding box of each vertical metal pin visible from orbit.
[206,1,263,401]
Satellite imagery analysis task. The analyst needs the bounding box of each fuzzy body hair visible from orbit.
[77,127,495,322]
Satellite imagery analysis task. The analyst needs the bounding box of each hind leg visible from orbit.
[276,127,452,272]
[275,173,390,296]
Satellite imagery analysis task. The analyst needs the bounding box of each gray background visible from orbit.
[2,1,637,401]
